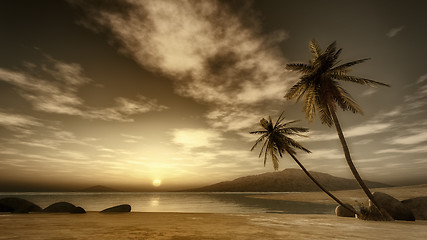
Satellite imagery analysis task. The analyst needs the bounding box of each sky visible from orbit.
[0,0,426,191]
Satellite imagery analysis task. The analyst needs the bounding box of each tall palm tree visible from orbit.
[250,112,358,216]
[285,39,391,220]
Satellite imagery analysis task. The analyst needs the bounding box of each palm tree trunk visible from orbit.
[287,150,359,216]
[330,110,393,220]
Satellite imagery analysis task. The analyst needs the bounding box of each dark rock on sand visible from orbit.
[100,204,131,213]
[402,196,427,220]
[43,202,82,213]
[0,197,42,213]
[370,192,415,221]
[71,206,86,214]
[335,204,356,218]
[0,202,15,212]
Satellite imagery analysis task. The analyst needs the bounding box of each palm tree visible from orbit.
[285,39,391,220]
[250,112,358,216]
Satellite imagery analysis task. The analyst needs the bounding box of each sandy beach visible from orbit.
[1,185,427,239]
[0,212,426,240]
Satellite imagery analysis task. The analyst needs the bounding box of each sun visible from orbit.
[152,179,162,187]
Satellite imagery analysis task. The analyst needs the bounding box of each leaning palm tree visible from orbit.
[285,39,391,220]
[250,112,358,216]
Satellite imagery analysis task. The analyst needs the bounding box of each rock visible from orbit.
[100,204,131,213]
[43,202,80,213]
[402,196,427,220]
[370,192,415,221]
[0,198,42,213]
[71,206,86,214]
[335,204,356,217]
[0,203,15,212]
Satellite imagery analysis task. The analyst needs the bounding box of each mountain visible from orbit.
[187,168,390,192]
[78,185,118,192]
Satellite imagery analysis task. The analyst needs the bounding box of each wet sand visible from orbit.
[0,212,426,240]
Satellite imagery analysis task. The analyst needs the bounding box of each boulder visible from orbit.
[100,204,131,213]
[370,192,415,221]
[0,198,42,213]
[71,206,86,214]
[335,204,356,218]
[43,202,80,213]
[402,196,427,220]
[0,203,15,212]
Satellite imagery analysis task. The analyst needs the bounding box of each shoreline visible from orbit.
[249,184,427,206]
[2,185,427,239]
[1,212,426,239]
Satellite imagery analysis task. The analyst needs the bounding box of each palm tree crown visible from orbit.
[285,39,389,126]
[250,112,310,170]
[250,112,359,216]
[284,39,392,220]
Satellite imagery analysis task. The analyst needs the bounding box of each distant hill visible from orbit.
[186,168,390,192]
[78,185,118,192]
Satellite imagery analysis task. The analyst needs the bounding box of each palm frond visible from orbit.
[270,147,279,170]
[332,48,342,63]
[309,39,322,58]
[250,135,267,151]
[262,138,269,164]
[286,63,313,74]
[282,119,300,126]
[325,41,337,56]
[274,111,286,128]
[335,87,364,114]
[249,113,311,171]
[249,130,267,134]
[333,75,390,87]
[331,58,370,72]
[283,126,309,134]
[318,104,333,126]
[303,86,317,122]
[285,79,309,100]
[259,135,269,158]
[285,136,311,153]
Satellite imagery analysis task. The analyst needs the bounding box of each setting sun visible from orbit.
[152,179,162,187]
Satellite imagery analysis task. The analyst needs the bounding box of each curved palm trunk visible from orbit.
[330,110,393,221]
[287,150,359,216]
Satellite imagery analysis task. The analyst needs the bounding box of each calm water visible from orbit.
[0,192,336,214]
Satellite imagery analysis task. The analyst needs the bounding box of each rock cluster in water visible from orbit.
[0,198,42,213]
[0,197,131,214]
[335,192,427,221]
[43,202,86,214]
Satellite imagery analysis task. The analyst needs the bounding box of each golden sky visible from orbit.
[0,0,426,191]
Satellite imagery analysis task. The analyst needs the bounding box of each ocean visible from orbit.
[0,192,336,214]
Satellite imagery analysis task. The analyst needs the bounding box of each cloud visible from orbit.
[0,111,42,129]
[303,148,343,160]
[386,26,404,38]
[345,122,392,138]
[71,0,292,131]
[390,131,427,145]
[0,57,167,122]
[416,74,427,84]
[171,128,222,149]
[361,88,377,96]
[302,122,392,142]
[205,105,269,131]
[121,134,144,143]
[404,82,427,111]
[88,95,167,122]
[376,145,427,154]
